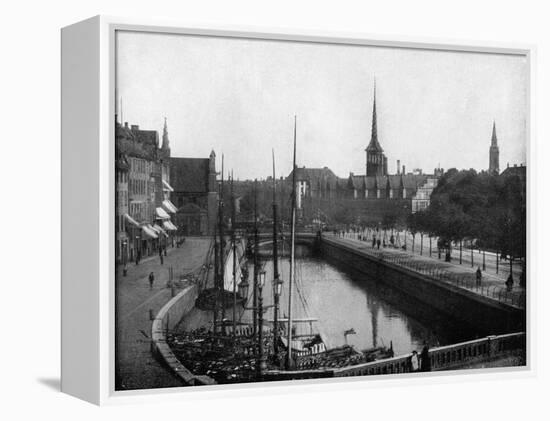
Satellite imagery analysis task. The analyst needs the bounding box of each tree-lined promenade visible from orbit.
[325,168,526,288]
[327,232,525,309]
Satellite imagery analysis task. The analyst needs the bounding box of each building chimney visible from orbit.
[397,160,401,175]
[402,165,406,175]
[124,122,129,129]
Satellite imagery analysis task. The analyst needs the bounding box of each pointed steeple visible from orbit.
[161,117,170,150]
[489,120,500,175]
[366,78,383,152]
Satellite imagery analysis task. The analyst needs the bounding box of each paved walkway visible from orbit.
[115,237,212,391]
[323,234,526,309]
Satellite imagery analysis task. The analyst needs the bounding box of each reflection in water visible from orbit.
[182,245,480,356]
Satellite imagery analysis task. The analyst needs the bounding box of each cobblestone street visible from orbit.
[115,237,211,390]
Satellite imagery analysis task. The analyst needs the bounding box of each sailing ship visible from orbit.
[168,118,393,384]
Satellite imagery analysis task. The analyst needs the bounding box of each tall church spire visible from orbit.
[366,78,383,152]
[489,120,500,175]
[161,117,170,150]
[365,78,387,177]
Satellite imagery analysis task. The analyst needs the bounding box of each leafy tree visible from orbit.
[415,169,526,277]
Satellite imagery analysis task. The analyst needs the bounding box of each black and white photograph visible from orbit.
[114,29,527,391]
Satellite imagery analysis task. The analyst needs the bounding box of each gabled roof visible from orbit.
[402,174,426,189]
[375,175,388,189]
[132,129,159,147]
[178,202,207,214]
[349,175,366,189]
[290,167,337,182]
[365,176,376,189]
[170,157,210,193]
[388,175,402,189]
[336,178,349,189]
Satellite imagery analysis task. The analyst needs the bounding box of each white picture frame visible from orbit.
[61,15,535,405]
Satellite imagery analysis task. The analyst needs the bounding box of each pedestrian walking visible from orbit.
[372,236,376,248]
[376,239,381,249]
[476,266,482,287]
[136,249,141,265]
[420,343,431,372]
[506,274,514,291]
[160,253,164,265]
[148,272,155,290]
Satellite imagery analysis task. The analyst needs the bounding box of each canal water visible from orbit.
[181,245,479,356]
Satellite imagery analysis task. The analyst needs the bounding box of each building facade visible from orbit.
[115,119,178,264]
[169,151,218,236]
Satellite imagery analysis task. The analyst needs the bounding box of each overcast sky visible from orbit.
[116,30,527,180]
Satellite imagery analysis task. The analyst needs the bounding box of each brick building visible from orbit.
[169,150,218,236]
[287,83,443,226]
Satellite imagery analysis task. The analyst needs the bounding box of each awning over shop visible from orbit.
[152,224,168,237]
[124,214,140,227]
[141,224,158,239]
[162,199,178,214]
[155,207,170,219]
[162,220,178,231]
[162,179,174,192]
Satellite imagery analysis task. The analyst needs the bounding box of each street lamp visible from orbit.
[259,270,266,289]
[273,278,283,297]
[238,277,249,302]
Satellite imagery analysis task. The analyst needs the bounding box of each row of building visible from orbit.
[115,81,523,257]
[115,117,219,264]
[287,83,515,225]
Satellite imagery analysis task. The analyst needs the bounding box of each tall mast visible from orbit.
[272,149,280,362]
[286,115,297,369]
[231,170,237,339]
[253,179,259,338]
[218,154,225,333]
[213,224,219,334]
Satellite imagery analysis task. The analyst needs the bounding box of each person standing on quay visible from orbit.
[420,343,431,372]
[476,266,482,287]
[149,272,155,290]
[409,350,420,372]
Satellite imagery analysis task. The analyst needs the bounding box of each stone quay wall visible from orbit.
[320,237,525,335]
[151,284,215,386]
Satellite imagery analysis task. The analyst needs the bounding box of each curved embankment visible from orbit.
[151,238,247,386]
[151,284,215,386]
